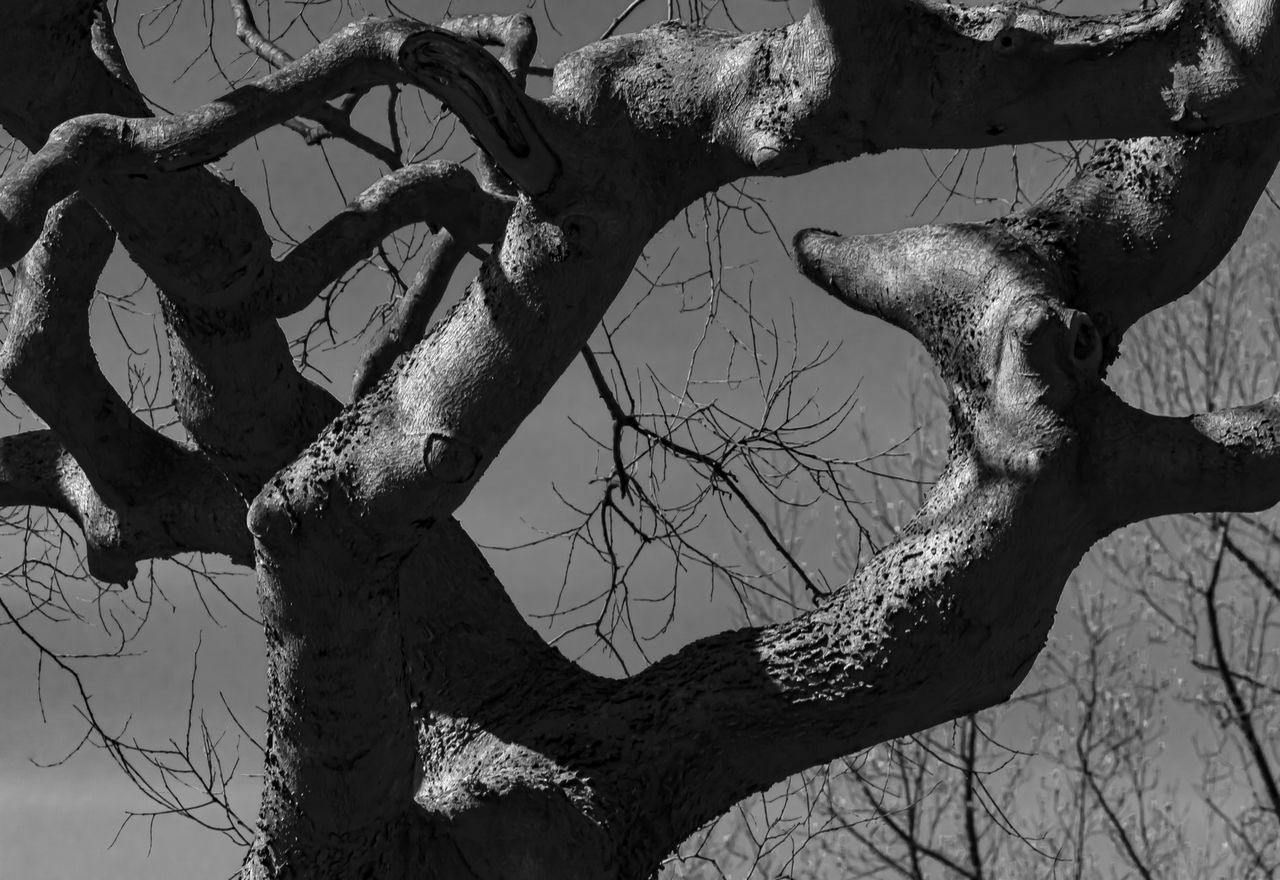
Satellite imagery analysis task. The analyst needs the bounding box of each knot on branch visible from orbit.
[422,432,482,485]
[399,27,559,195]
[439,13,538,87]
[989,26,1052,57]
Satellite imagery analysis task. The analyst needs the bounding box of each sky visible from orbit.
[0,1,1261,878]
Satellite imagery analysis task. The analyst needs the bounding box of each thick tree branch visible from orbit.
[400,24,556,192]
[529,0,1280,207]
[795,232,1280,531]
[807,0,1280,151]
[0,17,556,503]
[3,196,161,506]
[229,7,541,172]
[0,8,336,492]
[793,223,1009,370]
[1006,119,1280,350]
[0,12,388,489]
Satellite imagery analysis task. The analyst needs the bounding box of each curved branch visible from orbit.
[270,160,512,318]
[2,196,157,505]
[793,224,1011,372]
[230,0,296,69]
[0,3,344,510]
[0,196,251,580]
[794,142,1280,527]
[686,97,1280,880]
[0,11,543,494]
[600,461,1089,871]
[0,17,556,271]
[229,7,540,170]
[0,19,413,269]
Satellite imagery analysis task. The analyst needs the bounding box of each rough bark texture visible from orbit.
[3,1,1280,878]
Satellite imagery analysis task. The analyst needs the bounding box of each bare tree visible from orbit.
[3,0,1280,877]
